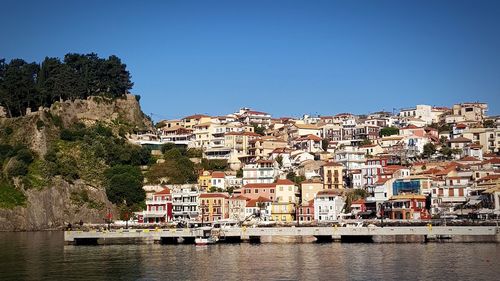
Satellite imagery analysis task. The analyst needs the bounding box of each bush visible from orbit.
[0,144,14,163]
[6,159,29,177]
[104,165,145,206]
[15,148,34,164]
[0,180,26,208]
[3,127,13,136]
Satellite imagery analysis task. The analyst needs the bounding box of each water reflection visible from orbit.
[0,232,498,280]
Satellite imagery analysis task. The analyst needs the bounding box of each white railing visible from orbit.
[146,199,169,205]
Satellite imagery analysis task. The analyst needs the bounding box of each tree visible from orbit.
[252,124,265,135]
[345,189,368,213]
[423,143,436,159]
[286,171,305,185]
[380,127,399,137]
[0,53,133,117]
[321,139,329,151]
[359,138,372,146]
[483,120,496,128]
[104,165,145,206]
[275,155,283,167]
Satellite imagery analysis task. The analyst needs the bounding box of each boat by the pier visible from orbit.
[195,227,218,245]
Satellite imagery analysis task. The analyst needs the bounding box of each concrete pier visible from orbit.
[64,226,500,245]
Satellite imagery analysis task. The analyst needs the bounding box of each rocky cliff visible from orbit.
[0,94,152,231]
[0,179,114,231]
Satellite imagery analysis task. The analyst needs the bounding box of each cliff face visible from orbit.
[0,179,115,231]
[0,94,152,231]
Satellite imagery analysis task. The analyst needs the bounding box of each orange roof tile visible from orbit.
[154,188,171,195]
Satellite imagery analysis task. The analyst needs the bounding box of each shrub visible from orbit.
[36,120,45,130]
[6,159,29,177]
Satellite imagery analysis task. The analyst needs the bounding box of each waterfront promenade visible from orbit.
[65,225,500,245]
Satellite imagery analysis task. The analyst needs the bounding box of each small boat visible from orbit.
[195,227,218,245]
[195,236,217,245]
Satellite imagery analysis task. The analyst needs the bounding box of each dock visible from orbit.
[64,226,500,245]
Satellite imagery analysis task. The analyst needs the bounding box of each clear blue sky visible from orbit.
[1,0,499,120]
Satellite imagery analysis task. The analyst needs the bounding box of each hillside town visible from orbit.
[129,102,500,225]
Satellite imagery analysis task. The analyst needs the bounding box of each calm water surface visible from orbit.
[0,232,499,280]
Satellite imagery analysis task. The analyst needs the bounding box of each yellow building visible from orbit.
[271,202,295,222]
[249,136,288,158]
[181,114,211,129]
[198,170,212,190]
[301,178,323,203]
[224,131,261,157]
[199,193,229,222]
[275,179,298,203]
[322,162,343,189]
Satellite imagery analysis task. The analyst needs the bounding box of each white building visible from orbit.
[242,160,278,185]
[170,185,200,221]
[314,190,345,222]
[210,171,226,190]
[335,146,366,170]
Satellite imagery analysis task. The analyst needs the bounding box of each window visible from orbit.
[255,189,258,193]
[279,186,283,191]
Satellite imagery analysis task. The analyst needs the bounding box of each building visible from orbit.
[249,136,288,158]
[137,188,173,223]
[314,190,345,222]
[228,195,248,221]
[461,127,499,154]
[335,146,366,170]
[275,179,298,203]
[242,183,276,201]
[171,186,199,221]
[301,178,324,203]
[210,171,226,190]
[225,131,261,158]
[181,114,211,129]
[297,200,315,223]
[271,202,296,222]
[199,193,229,222]
[292,134,323,153]
[159,126,194,146]
[384,194,430,220]
[452,102,488,123]
[321,162,344,189]
[242,160,278,185]
[245,197,272,221]
[198,171,212,190]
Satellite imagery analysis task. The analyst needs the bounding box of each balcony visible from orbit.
[141,210,168,217]
[146,199,169,205]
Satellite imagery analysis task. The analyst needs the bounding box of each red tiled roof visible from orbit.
[200,193,229,199]
[183,114,210,120]
[351,199,366,205]
[448,137,472,143]
[154,188,171,195]
[375,178,390,185]
[229,195,249,201]
[211,171,225,178]
[225,131,261,137]
[323,161,343,167]
[455,123,467,129]
[401,125,420,130]
[295,134,322,142]
[478,174,500,182]
[459,156,480,162]
[243,183,276,188]
[246,196,273,207]
[275,179,295,185]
